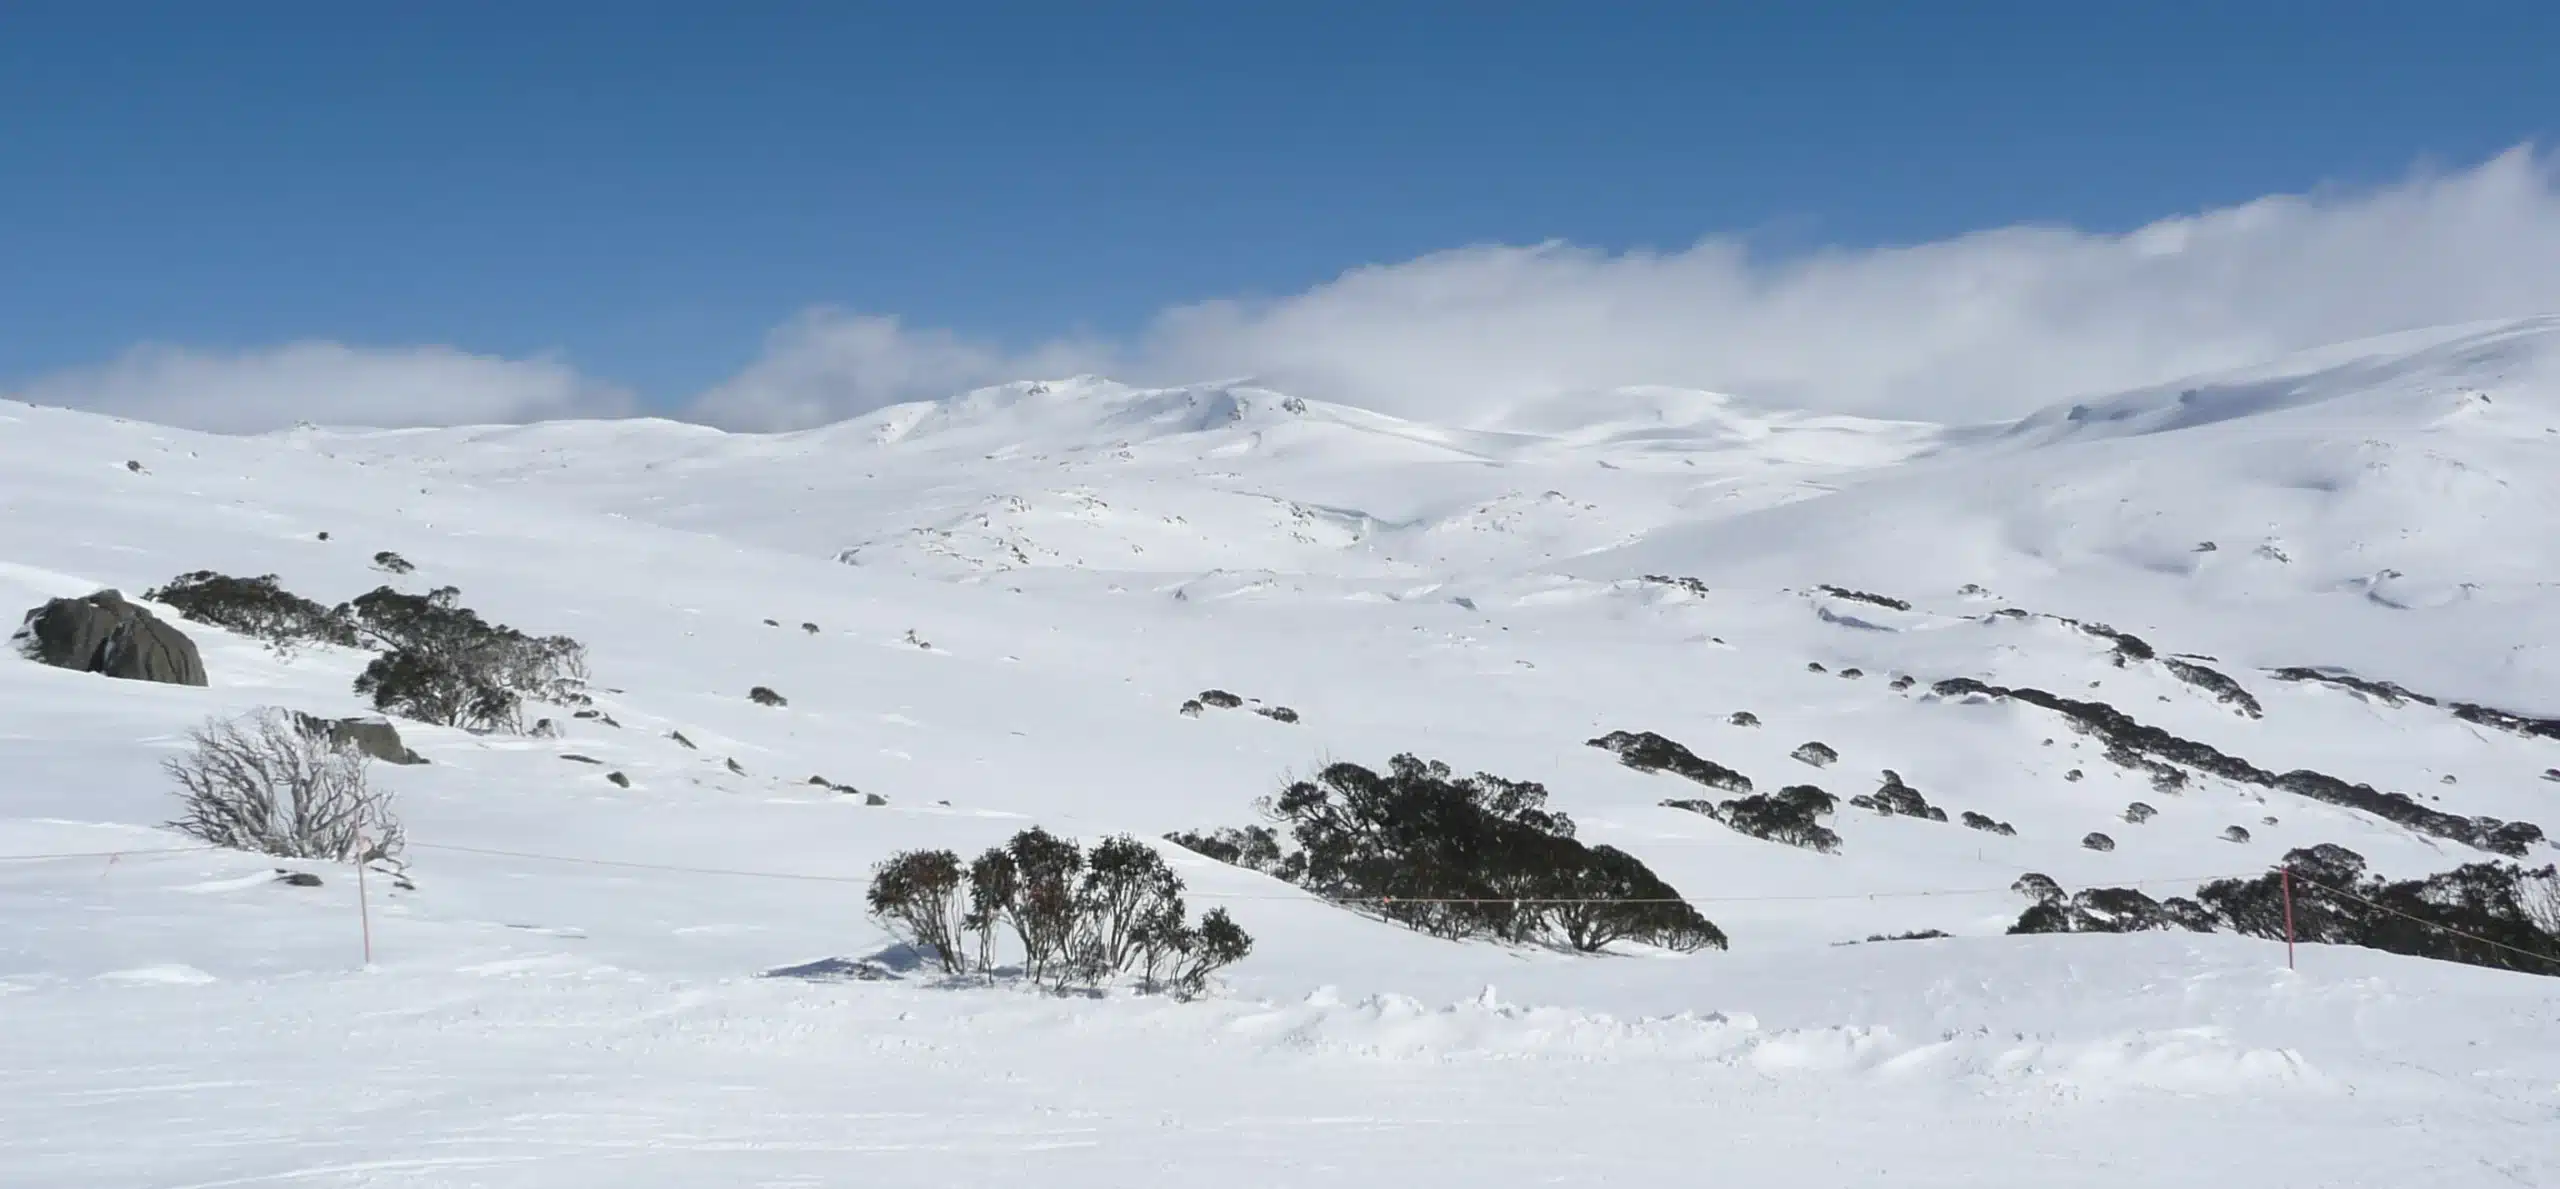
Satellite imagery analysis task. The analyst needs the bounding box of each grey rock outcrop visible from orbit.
[15,590,207,686]
[292,712,428,765]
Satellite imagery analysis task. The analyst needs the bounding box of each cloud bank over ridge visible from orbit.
[15,149,2560,433]
[11,342,631,434]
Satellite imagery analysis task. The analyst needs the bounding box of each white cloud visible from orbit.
[686,310,1100,432]
[688,147,2560,430]
[20,148,2560,433]
[1118,147,2560,425]
[8,342,631,433]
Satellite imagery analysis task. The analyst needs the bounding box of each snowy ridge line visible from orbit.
[2286,870,2560,969]
[409,840,2256,905]
[0,845,222,863]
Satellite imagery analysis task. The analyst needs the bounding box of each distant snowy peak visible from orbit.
[2006,316,2560,444]
[818,377,1954,470]
[1483,385,1947,467]
[838,378,1328,451]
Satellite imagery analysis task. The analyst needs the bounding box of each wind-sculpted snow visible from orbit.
[1224,985,2323,1098]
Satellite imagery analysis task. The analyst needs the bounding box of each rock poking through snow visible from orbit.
[13,590,207,686]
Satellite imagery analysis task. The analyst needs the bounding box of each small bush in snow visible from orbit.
[2011,872,2064,906]
[1193,755,1725,953]
[1254,705,1301,724]
[165,707,402,863]
[2192,845,2560,976]
[1638,574,1709,596]
[868,830,1252,997]
[2123,801,2158,824]
[1960,810,2017,836]
[1727,711,1760,727]
[866,849,971,974]
[1165,825,1298,879]
[1855,929,1950,943]
[2082,832,2117,852]
[2009,885,2213,936]
[1817,585,1912,611]
[2221,824,2252,843]
[1166,909,1255,999]
[2018,850,2560,977]
[1849,770,1946,822]
[1540,843,1728,953]
[371,551,415,575]
[355,647,524,733]
[144,571,360,654]
[345,585,588,732]
[749,686,787,707]
[1790,741,1839,768]
[1588,730,1751,794]
[1670,784,1842,854]
[1197,689,1244,710]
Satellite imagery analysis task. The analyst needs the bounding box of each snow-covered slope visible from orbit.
[4,324,2558,1187]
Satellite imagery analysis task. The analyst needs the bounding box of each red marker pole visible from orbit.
[2280,867,2295,972]
[355,839,375,968]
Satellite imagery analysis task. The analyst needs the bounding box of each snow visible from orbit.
[4,320,2559,1185]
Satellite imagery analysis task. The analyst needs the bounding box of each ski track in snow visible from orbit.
[5,328,2560,1185]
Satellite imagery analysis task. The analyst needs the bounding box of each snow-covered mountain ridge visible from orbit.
[4,319,2558,1186]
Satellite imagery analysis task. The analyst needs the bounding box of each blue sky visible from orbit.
[6,2,2559,430]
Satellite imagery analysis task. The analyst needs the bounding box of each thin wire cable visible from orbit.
[0,845,222,864]
[1187,870,2260,906]
[408,841,872,884]
[29,835,2554,967]
[410,842,2257,906]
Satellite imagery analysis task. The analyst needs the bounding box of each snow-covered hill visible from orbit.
[4,321,2558,1187]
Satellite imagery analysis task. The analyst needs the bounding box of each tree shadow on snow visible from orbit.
[757,945,1111,998]
[759,941,934,983]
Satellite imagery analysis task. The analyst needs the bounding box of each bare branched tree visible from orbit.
[165,708,404,863]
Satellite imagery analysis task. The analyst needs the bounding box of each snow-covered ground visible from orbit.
[5,319,2558,1186]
